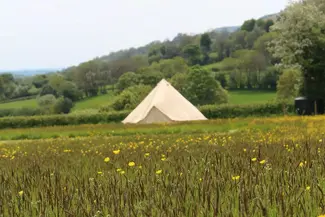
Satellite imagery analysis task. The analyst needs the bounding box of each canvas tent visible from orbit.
[122,79,207,124]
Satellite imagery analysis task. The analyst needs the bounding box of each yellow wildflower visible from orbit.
[243,148,247,152]
[306,186,311,191]
[259,160,266,164]
[299,162,304,167]
[144,153,150,157]
[116,168,122,172]
[156,169,162,174]
[251,158,257,162]
[104,157,110,162]
[18,191,24,196]
[97,171,103,175]
[232,176,240,181]
[120,170,125,175]
[138,166,142,169]
[128,162,135,167]
[161,157,166,161]
[113,150,120,155]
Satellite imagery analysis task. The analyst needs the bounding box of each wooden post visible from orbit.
[314,100,317,115]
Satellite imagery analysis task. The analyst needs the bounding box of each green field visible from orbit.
[72,92,115,111]
[0,99,38,109]
[228,90,276,104]
[0,90,276,110]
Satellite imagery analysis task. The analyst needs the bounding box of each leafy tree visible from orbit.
[211,31,231,60]
[245,27,265,49]
[200,33,212,53]
[0,73,16,99]
[39,84,57,97]
[169,73,188,96]
[182,44,202,66]
[208,52,219,63]
[269,0,325,99]
[162,43,181,59]
[0,76,5,100]
[215,72,228,88]
[12,85,30,98]
[186,66,228,105]
[231,30,247,50]
[241,19,256,32]
[28,86,40,96]
[138,70,164,87]
[116,72,140,92]
[37,94,57,114]
[151,57,189,78]
[264,19,274,32]
[261,66,279,90]
[276,68,303,104]
[112,85,152,111]
[32,75,48,88]
[254,32,278,64]
[53,97,74,114]
[256,19,266,29]
[60,82,82,102]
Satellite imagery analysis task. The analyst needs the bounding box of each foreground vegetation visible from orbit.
[2,115,325,216]
[0,116,287,141]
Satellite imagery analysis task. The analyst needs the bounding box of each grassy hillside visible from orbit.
[0,90,276,111]
[228,90,275,104]
[72,92,115,111]
[0,99,38,109]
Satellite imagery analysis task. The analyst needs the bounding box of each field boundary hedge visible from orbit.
[0,102,294,129]
[199,103,294,119]
[0,108,42,118]
[0,95,37,104]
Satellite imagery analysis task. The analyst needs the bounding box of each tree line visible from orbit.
[1,0,324,115]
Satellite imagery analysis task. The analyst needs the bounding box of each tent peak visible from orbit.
[157,78,169,85]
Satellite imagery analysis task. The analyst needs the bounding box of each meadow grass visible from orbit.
[0,115,304,141]
[228,90,276,105]
[1,115,325,216]
[72,91,115,111]
[0,98,38,109]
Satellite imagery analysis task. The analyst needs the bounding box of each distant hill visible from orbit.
[214,26,239,33]
[213,13,279,33]
[259,13,279,21]
[0,68,61,77]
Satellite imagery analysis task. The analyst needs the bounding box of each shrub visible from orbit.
[186,66,229,105]
[199,102,294,119]
[0,108,42,118]
[37,94,58,114]
[53,97,74,114]
[0,111,130,129]
[111,85,152,111]
[116,72,140,93]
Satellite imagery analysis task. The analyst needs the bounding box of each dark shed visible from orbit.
[295,97,324,115]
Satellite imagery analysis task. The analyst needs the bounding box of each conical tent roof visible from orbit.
[122,79,207,124]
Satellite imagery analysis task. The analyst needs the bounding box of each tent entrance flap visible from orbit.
[139,106,172,124]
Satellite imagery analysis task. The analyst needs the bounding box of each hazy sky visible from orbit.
[0,0,289,70]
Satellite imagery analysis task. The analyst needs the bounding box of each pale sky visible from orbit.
[0,0,289,70]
